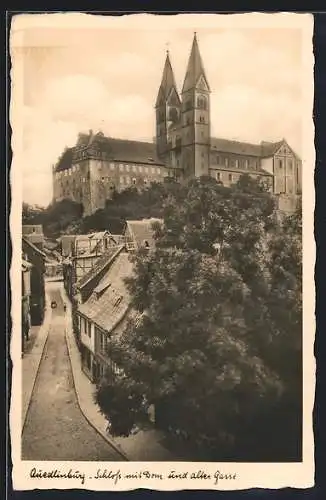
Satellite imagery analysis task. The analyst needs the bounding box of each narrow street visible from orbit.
[21,283,124,461]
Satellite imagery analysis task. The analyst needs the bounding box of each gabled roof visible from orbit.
[260,140,285,158]
[22,225,43,235]
[125,218,163,249]
[78,252,134,333]
[55,148,74,171]
[155,51,180,107]
[22,236,46,259]
[55,134,165,172]
[211,138,263,157]
[182,33,210,93]
[77,245,124,290]
[210,137,301,161]
[74,232,113,256]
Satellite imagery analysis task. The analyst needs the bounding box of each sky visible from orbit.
[10,13,307,207]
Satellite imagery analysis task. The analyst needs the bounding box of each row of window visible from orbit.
[80,316,92,338]
[216,156,260,170]
[98,329,108,354]
[157,108,180,123]
[55,163,162,179]
[277,158,295,170]
[117,164,161,175]
[56,165,80,178]
[184,95,208,111]
[96,329,123,374]
[120,176,149,185]
[184,115,207,126]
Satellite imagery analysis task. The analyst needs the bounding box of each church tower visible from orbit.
[181,33,211,179]
[155,50,181,160]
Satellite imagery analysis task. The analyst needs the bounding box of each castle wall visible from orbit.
[53,160,92,214]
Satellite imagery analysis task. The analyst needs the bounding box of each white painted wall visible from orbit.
[261,157,273,175]
[79,315,95,353]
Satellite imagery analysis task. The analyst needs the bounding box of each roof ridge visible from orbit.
[77,245,124,290]
[93,136,154,146]
[22,237,47,258]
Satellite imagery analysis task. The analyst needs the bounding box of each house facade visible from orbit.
[75,247,133,382]
[52,34,302,216]
[73,220,161,383]
[22,237,46,326]
[22,224,45,250]
[61,231,123,299]
[22,257,32,353]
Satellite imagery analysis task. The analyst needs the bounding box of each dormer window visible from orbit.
[114,295,123,307]
[94,282,111,300]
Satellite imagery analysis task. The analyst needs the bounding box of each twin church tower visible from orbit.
[155,33,211,180]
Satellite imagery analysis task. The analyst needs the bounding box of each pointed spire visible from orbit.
[182,32,210,93]
[155,50,178,107]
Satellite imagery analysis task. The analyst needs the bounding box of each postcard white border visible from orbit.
[10,12,315,491]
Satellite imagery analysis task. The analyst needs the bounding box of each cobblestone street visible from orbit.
[21,287,124,461]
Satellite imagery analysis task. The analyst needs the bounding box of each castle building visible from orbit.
[53,33,302,216]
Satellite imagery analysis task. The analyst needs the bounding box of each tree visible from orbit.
[40,199,84,237]
[95,175,302,460]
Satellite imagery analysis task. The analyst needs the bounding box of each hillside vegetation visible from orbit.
[22,180,187,238]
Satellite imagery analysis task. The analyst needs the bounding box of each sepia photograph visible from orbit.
[10,12,315,491]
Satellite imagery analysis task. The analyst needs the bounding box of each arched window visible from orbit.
[169,107,178,123]
[197,95,207,110]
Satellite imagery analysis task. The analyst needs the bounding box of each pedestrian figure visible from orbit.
[63,303,67,312]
